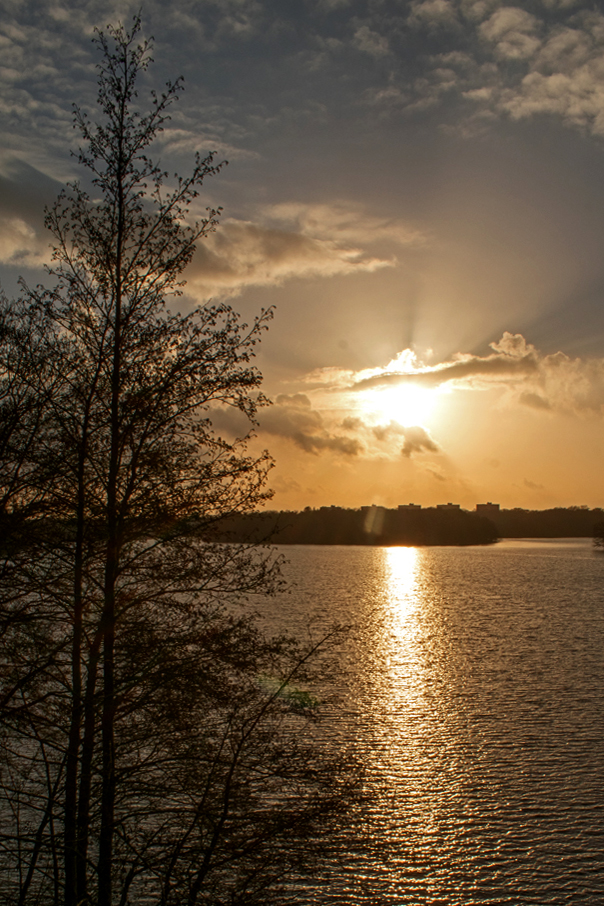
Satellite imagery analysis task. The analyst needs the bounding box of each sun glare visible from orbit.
[363,384,437,426]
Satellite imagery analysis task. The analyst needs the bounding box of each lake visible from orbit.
[263,539,604,904]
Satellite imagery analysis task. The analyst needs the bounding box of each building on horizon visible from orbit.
[437,502,461,511]
[476,502,500,517]
[398,503,422,510]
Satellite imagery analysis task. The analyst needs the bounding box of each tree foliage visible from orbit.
[0,17,355,906]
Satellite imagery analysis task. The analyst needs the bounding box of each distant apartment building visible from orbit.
[437,502,461,511]
[476,502,500,517]
[398,503,422,510]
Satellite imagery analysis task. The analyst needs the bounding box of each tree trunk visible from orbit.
[98,143,124,904]
[64,412,90,906]
[98,308,121,906]
[76,634,101,904]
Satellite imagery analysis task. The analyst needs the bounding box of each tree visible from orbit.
[0,17,356,906]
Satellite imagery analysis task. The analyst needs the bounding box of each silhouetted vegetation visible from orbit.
[0,19,356,906]
[211,505,604,546]
[484,506,604,539]
[213,506,499,546]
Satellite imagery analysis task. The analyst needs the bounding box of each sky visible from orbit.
[2,0,604,511]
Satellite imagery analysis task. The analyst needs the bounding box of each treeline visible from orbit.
[212,506,499,546]
[211,505,604,546]
[486,506,604,538]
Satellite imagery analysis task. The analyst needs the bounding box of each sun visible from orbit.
[361,384,437,426]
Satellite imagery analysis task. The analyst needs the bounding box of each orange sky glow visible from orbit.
[2,1,604,510]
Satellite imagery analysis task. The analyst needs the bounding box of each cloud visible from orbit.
[535,25,592,73]
[247,395,441,460]
[260,394,363,456]
[498,57,604,134]
[404,4,604,137]
[275,393,312,409]
[270,474,303,495]
[351,332,540,391]
[318,0,352,8]
[371,421,407,442]
[0,159,60,267]
[0,216,49,267]
[400,425,440,457]
[409,0,459,30]
[262,202,425,248]
[366,419,440,456]
[353,25,389,57]
[524,478,545,490]
[0,2,281,181]
[305,332,604,418]
[185,202,423,300]
[518,391,551,410]
[479,7,541,61]
[158,127,258,162]
[459,0,501,23]
[185,218,390,299]
[205,393,364,458]
[535,351,604,415]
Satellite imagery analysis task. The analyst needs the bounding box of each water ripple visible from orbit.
[263,540,604,904]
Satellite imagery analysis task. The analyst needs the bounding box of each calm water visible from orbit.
[264,539,604,905]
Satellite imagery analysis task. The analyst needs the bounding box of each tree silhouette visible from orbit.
[0,17,356,906]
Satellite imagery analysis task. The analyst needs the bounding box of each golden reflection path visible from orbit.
[384,546,420,636]
[379,546,424,689]
[366,546,449,853]
[368,545,426,732]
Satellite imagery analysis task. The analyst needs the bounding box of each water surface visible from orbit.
[265,540,604,904]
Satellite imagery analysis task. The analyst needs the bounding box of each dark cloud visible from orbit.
[275,393,312,408]
[204,396,367,459]
[519,391,551,410]
[341,416,363,430]
[185,214,393,299]
[353,337,539,392]
[408,0,460,31]
[372,421,406,442]
[295,433,363,455]
[259,398,439,458]
[260,397,363,456]
[0,159,60,221]
[366,419,440,457]
[0,160,61,267]
[270,474,303,494]
[524,478,545,491]
[204,405,256,439]
[400,425,440,457]
[426,465,447,481]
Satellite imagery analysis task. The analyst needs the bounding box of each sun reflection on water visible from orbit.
[384,546,420,633]
[376,546,446,849]
[373,546,425,706]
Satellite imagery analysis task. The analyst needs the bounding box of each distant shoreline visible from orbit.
[209,505,604,547]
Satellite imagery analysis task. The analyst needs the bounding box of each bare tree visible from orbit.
[0,16,357,906]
